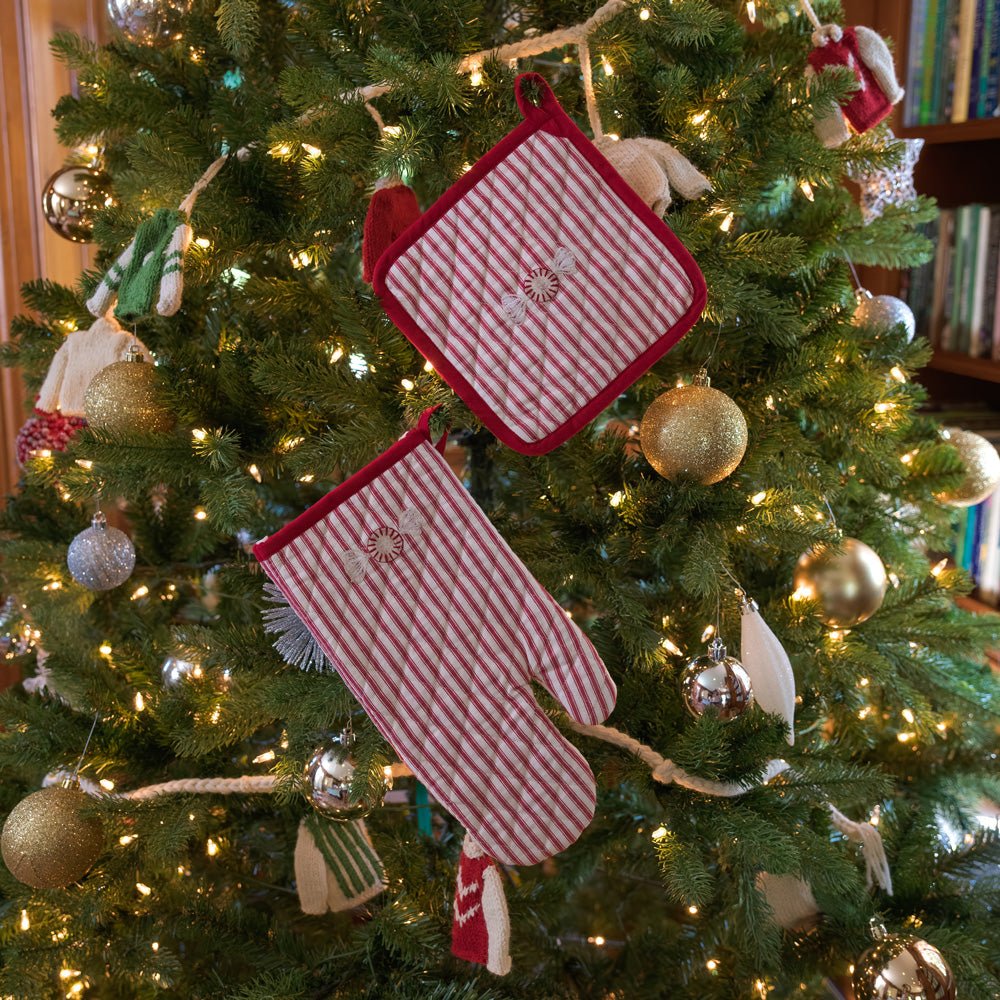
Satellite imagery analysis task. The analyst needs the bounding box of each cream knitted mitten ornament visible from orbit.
[594,136,712,216]
[37,315,151,417]
[293,815,386,914]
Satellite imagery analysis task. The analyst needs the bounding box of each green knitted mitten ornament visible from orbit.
[87,208,193,321]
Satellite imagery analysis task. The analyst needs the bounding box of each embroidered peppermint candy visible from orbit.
[502,247,578,326]
[523,267,559,303]
[341,507,426,582]
[368,526,404,563]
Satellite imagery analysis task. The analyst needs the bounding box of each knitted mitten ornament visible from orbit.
[37,315,151,417]
[15,408,87,466]
[362,178,421,284]
[87,208,193,321]
[593,136,711,216]
[451,837,511,976]
[806,24,904,148]
[294,814,386,914]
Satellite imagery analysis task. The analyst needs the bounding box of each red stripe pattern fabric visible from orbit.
[257,439,617,866]
[385,130,695,445]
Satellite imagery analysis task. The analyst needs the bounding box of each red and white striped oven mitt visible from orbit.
[372,73,706,455]
[254,409,616,865]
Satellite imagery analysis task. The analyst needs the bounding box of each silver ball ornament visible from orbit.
[107,0,193,46]
[852,289,916,343]
[680,637,754,720]
[67,512,136,591]
[852,922,956,1000]
[161,655,201,688]
[304,732,391,820]
[41,166,112,243]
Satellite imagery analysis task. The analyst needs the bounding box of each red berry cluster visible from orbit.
[15,408,87,467]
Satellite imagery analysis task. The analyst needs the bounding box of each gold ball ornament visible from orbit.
[1,784,104,889]
[639,369,748,485]
[41,165,112,243]
[851,289,916,342]
[852,922,956,1000]
[84,345,175,434]
[935,427,1000,507]
[304,731,392,820]
[680,637,754,720]
[794,538,887,628]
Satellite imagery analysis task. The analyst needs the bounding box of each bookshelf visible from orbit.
[843,2,1000,627]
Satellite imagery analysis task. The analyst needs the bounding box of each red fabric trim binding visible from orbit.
[252,406,441,561]
[371,72,707,455]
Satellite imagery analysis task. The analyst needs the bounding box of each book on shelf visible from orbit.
[904,0,1000,125]
[906,204,1000,358]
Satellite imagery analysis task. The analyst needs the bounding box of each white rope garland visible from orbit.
[567,719,791,795]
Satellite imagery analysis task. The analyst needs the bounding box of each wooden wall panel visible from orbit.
[0,0,104,502]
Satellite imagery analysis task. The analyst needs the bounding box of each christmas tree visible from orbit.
[1,0,999,996]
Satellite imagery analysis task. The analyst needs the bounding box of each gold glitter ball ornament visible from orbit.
[84,344,175,434]
[852,921,956,1000]
[1,784,104,888]
[935,427,1000,507]
[639,369,748,485]
[794,538,887,628]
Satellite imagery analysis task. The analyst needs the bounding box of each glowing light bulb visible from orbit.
[660,637,682,656]
[601,56,614,76]
[423,359,434,372]
[131,585,149,600]
[247,464,262,482]
[687,904,699,915]
[191,428,207,442]
[690,110,709,125]
[400,378,415,391]
[99,643,112,656]
[252,750,276,764]
[750,490,767,505]
[651,826,668,840]
[706,959,719,971]
[469,67,483,87]
[19,909,29,931]
[383,124,403,137]
[300,143,322,157]
[799,180,815,201]
[134,691,145,712]
[194,507,208,521]
[206,837,219,857]
[701,624,715,642]
[746,1,757,22]
[639,6,651,19]
[609,490,624,508]
[119,835,135,846]
[195,237,211,249]
[99,778,115,792]
[136,881,152,896]
[902,708,915,724]
[890,365,907,383]
[719,212,734,232]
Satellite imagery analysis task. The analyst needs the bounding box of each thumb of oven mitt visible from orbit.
[254,409,617,866]
[87,208,193,321]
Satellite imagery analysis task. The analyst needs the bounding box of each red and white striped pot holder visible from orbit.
[253,409,616,865]
[372,73,707,455]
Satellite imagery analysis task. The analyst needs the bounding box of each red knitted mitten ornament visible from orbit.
[362,179,421,284]
[807,24,903,147]
[451,837,511,976]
